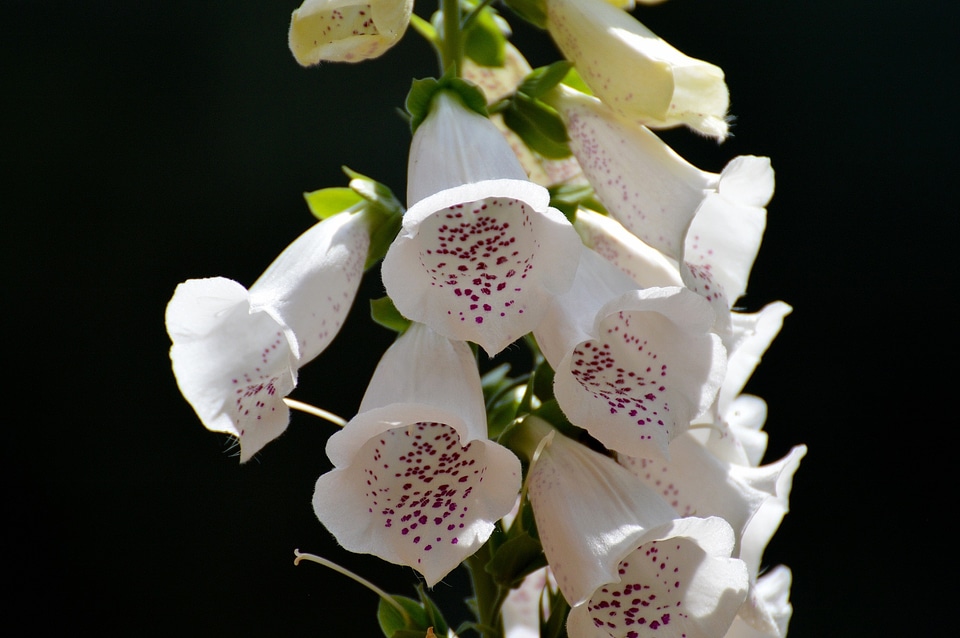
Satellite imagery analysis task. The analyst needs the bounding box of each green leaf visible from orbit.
[343,166,404,217]
[541,587,571,638]
[502,0,547,28]
[502,94,571,160]
[464,6,507,67]
[518,61,574,99]
[302,187,363,220]
[485,532,547,588]
[377,595,431,637]
[370,296,411,334]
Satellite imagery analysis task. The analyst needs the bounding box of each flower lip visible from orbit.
[382,179,581,356]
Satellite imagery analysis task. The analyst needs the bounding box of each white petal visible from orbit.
[314,421,521,586]
[726,566,793,638]
[738,446,807,577]
[407,92,528,206]
[720,302,792,414]
[574,208,684,289]
[502,567,555,638]
[166,277,295,462]
[566,517,748,638]
[525,423,677,606]
[382,179,582,356]
[249,212,369,363]
[553,87,713,260]
[552,287,726,458]
[683,157,774,309]
[534,245,640,368]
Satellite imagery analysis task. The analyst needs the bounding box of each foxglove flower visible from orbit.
[501,567,556,638]
[288,0,413,65]
[165,212,369,462]
[544,0,729,139]
[618,434,807,557]
[519,417,749,636]
[725,566,794,638]
[681,156,775,317]
[382,91,582,355]
[547,86,769,263]
[534,247,726,459]
[312,322,521,586]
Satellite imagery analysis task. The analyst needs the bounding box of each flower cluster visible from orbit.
[166,1,805,636]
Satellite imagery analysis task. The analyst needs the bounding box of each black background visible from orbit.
[4,0,955,635]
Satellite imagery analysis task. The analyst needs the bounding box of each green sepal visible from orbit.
[562,66,593,96]
[463,3,507,67]
[343,166,404,218]
[531,356,555,404]
[415,584,450,636]
[502,93,571,160]
[548,182,595,222]
[406,70,489,133]
[518,61,574,99]
[370,296,411,334]
[340,166,404,268]
[377,595,431,637]
[502,0,547,29]
[302,187,363,220]
[484,531,547,588]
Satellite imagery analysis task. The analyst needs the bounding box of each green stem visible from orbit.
[441,0,462,76]
[465,544,505,638]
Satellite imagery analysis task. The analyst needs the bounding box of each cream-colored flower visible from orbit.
[288,0,413,64]
[545,0,729,139]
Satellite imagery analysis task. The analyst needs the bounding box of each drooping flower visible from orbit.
[501,567,557,638]
[515,416,749,637]
[288,0,413,65]
[544,0,729,139]
[165,211,369,462]
[618,433,807,557]
[534,247,726,459]
[546,86,770,264]
[680,156,775,322]
[382,91,582,356]
[312,322,521,586]
[724,566,794,638]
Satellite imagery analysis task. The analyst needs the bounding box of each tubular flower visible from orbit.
[382,91,582,356]
[165,211,369,462]
[518,417,749,637]
[546,86,768,263]
[618,434,807,557]
[534,248,726,459]
[544,0,729,139]
[288,0,413,65]
[312,322,521,586]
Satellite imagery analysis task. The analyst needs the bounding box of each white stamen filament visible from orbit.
[283,398,347,427]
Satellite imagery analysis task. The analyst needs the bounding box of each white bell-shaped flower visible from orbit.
[288,0,413,64]
[548,86,770,266]
[165,212,369,462]
[383,91,582,356]
[535,247,726,459]
[312,322,521,586]
[544,0,729,139]
[619,434,807,557]
[519,417,748,637]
